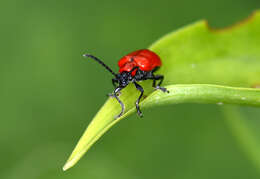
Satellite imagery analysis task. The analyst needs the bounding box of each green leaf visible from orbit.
[63,10,260,171]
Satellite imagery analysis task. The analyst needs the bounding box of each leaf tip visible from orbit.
[62,160,74,171]
[63,153,82,171]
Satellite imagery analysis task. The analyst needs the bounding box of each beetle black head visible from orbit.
[116,72,133,87]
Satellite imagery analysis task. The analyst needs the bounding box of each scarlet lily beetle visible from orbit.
[83,49,169,118]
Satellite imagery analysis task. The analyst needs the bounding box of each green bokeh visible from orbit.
[1,0,260,178]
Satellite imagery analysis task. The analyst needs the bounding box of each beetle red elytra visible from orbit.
[84,49,169,118]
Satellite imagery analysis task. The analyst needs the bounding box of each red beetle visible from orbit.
[84,49,169,118]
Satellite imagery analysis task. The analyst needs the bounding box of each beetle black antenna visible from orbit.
[83,54,117,76]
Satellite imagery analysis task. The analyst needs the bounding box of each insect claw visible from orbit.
[137,111,143,117]
[114,113,122,119]
[155,86,169,93]
[107,93,115,98]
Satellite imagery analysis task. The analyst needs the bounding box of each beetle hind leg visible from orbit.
[154,85,169,93]
[151,75,169,93]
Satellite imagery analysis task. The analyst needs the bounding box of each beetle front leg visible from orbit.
[111,87,125,119]
[134,82,144,117]
[108,78,121,97]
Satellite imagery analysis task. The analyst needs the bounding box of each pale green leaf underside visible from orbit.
[63,10,260,171]
[222,107,260,172]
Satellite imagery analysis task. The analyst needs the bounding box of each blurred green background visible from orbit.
[1,0,260,178]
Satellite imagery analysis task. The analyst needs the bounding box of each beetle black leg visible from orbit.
[112,87,125,119]
[134,82,144,117]
[152,75,169,93]
[108,78,121,98]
